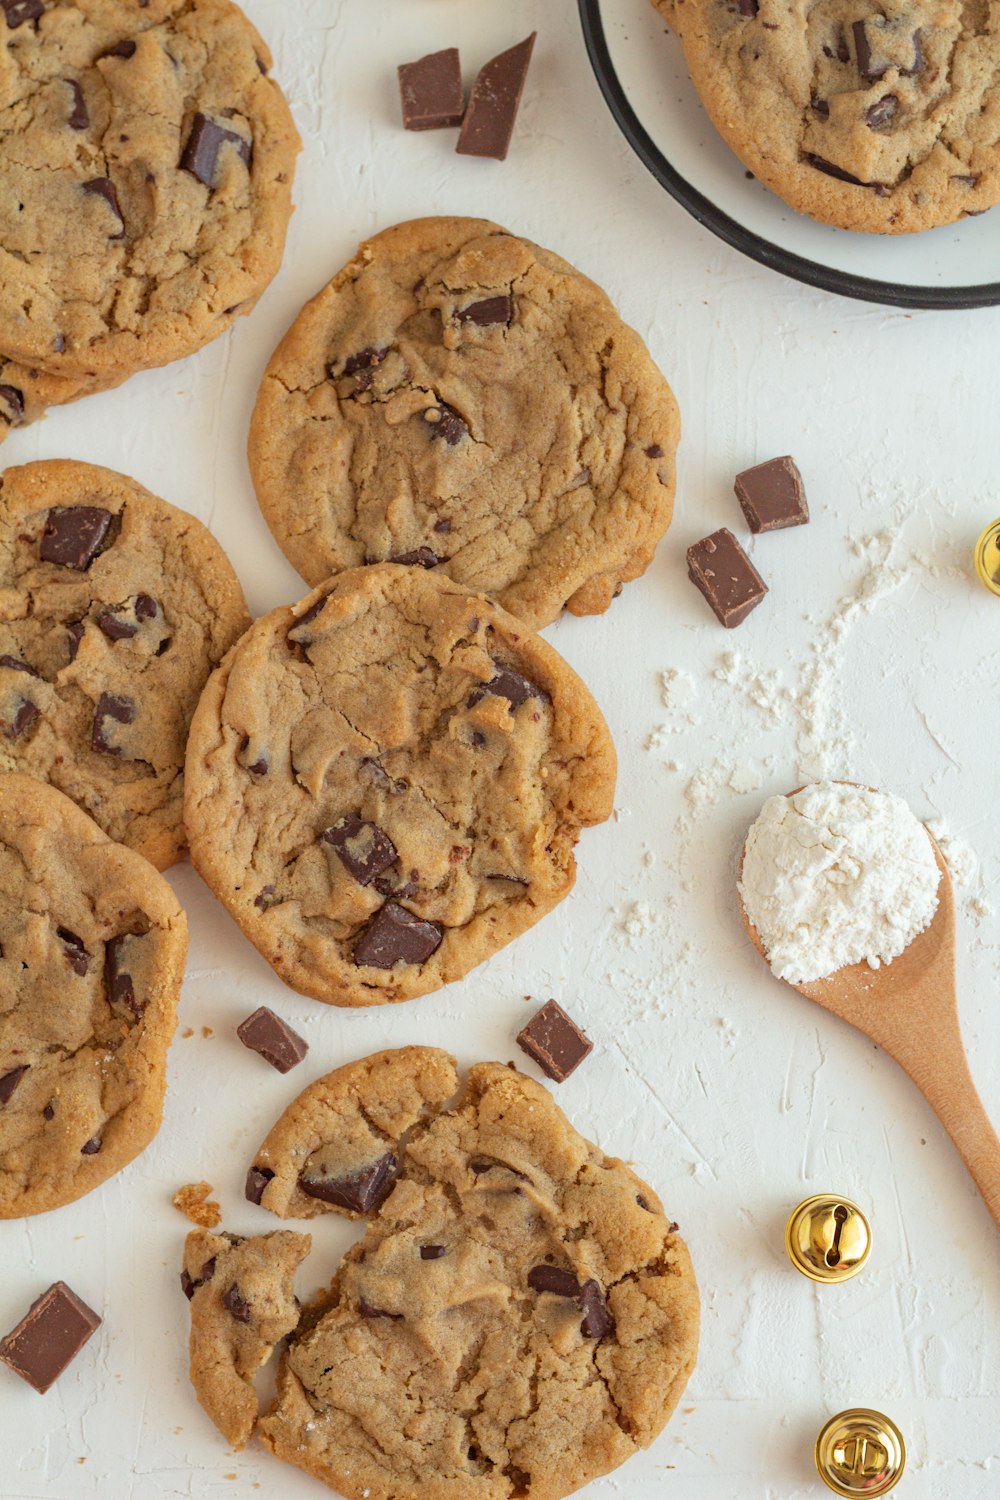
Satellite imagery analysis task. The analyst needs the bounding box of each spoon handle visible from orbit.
[899,1023,1000,1233]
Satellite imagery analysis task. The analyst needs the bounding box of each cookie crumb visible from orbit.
[172,1181,221,1228]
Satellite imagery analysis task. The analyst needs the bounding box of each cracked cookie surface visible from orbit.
[0,0,299,391]
[242,1048,699,1500]
[655,0,1000,233]
[183,1227,311,1450]
[0,459,250,869]
[184,564,616,1007]
[0,772,188,1218]
[248,217,679,630]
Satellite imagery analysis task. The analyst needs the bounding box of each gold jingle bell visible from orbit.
[974,519,1000,597]
[815,1409,906,1497]
[785,1195,871,1284]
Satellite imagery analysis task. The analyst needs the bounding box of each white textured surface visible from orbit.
[3,2,1000,1497]
[739,783,941,984]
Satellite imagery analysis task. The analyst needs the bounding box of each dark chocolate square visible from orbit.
[734,456,809,533]
[687,528,768,628]
[516,999,593,1083]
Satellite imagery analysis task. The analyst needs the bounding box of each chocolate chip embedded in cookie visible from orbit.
[654,0,1000,233]
[0,0,299,396]
[246,1048,700,1500]
[182,1228,311,1449]
[0,459,250,869]
[248,216,679,629]
[184,565,616,1007]
[0,773,188,1219]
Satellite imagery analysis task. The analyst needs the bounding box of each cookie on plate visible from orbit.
[0,459,250,870]
[654,0,1000,233]
[0,0,299,406]
[184,564,616,1007]
[0,773,188,1219]
[243,1047,699,1499]
[248,217,679,629]
[182,1227,311,1450]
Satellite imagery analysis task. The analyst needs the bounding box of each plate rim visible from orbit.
[578,0,1000,312]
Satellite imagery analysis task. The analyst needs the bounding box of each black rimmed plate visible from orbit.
[579,0,1000,310]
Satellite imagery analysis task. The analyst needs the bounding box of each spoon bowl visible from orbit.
[739,810,1000,1235]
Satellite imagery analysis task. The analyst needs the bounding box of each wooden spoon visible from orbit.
[738,817,1000,1234]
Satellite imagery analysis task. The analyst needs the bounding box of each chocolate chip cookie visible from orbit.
[248,217,679,629]
[183,1227,311,1450]
[655,0,1000,233]
[184,564,616,1006]
[241,1048,700,1498]
[0,772,188,1218]
[0,459,250,870]
[0,0,299,399]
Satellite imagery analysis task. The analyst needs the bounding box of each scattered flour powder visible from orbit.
[739,781,941,984]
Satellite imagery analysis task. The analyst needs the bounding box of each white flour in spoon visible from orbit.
[739,782,941,984]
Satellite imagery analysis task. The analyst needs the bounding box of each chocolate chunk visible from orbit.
[288,594,329,641]
[733,455,809,533]
[342,345,389,376]
[865,94,898,129]
[456,295,513,327]
[179,1260,217,1302]
[236,1006,308,1074]
[180,112,252,189]
[398,47,465,131]
[40,507,113,570]
[57,928,89,976]
[321,814,398,887]
[579,1279,612,1339]
[245,1166,275,1205]
[853,20,923,81]
[80,1135,102,1155]
[66,79,89,129]
[424,402,468,445]
[528,1264,581,1299]
[636,1194,653,1212]
[105,934,140,1016]
[83,179,125,239]
[3,699,38,740]
[353,902,443,969]
[100,39,136,59]
[1,0,44,27]
[516,999,593,1083]
[359,1297,403,1320]
[42,1102,55,1121]
[97,609,138,641]
[222,1284,251,1324]
[135,593,157,619]
[388,548,440,568]
[420,1245,446,1260]
[300,1150,398,1213]
[0,1282,101,1394]
[360,757,406,794]
[687,528,768,628]
[468,666,546,710]
[735,0,758,14]
[852,19,886,78]
[253,885,277,911]
[0,384,24,425]
[66,621,85,660]
[645,443,665,458]
[91,693,135,755]
[457,33,536,161]
[0,654,38,676]
[0,1065,28,1105]
[803,154,875,189]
